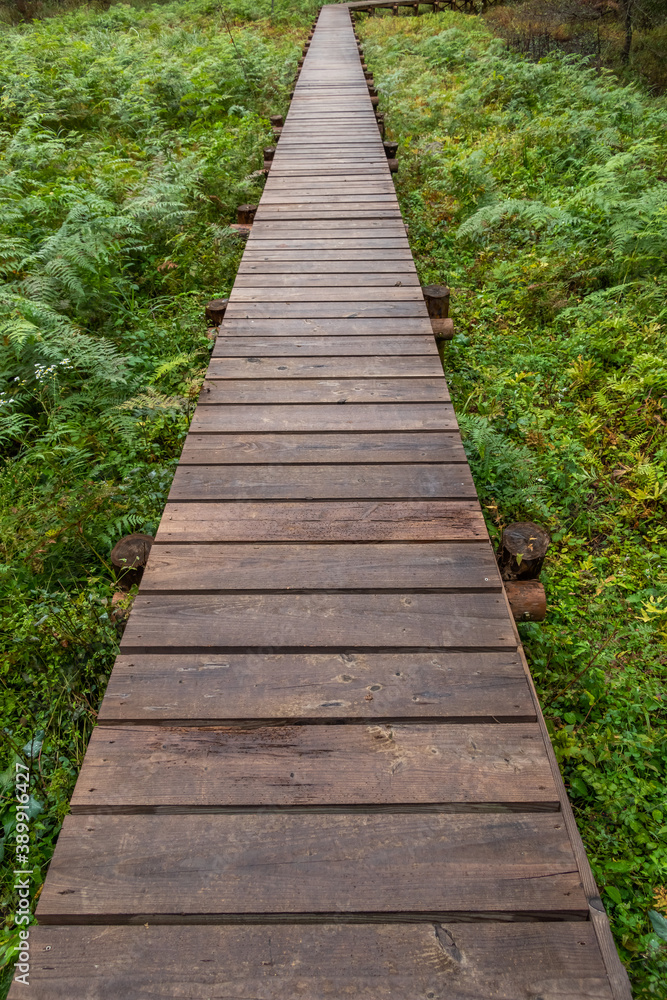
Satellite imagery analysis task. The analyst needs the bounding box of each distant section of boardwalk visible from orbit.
[13,5,631,998]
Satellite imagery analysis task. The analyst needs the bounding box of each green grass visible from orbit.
[0,0,316,991]
[358,9,667,994]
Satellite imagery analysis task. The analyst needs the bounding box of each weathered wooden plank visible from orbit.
[119,593,515,652]
[259,185,397,195]
[206,357,442,378]
[71,722,557,812]
[211,336,437,356]
[240,250,415,261]
[219,319,431,336]
[141,541,500,592]
[252,221,405,232]
[198,378,448,404]
[189,403,457,433]
[245,241,409,252]
[178,431,464,464]
[236,260,418,274]
[10,923,614,1000]
[225,303,429,319]
[168,464,475,501]
[256,193,399,203]
[97,650,534,724]
[233,273,419,286]
[229,287,423,302]
[255,210,403,220]
[36,813,587,921]
[157,500,485,542]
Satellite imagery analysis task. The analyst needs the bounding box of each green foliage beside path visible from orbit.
[0,1,314,991]
[359,10,667,994]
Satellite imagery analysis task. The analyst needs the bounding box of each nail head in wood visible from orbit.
[422,283,450,319]
[499,522,551,581]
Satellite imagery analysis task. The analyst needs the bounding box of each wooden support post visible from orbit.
[269,115,284,127]
[505,581,547,622]
[423,283,453,340]
[371,95,379,107]
[422,283,450,319]
[387,158,399,173]
[205,298,229,325]
[393,4,399,14]
[383,140,398,158]
[498,522,551,581]
[413,2,420,13]
[111,533,154,589]
[236,204,258,225]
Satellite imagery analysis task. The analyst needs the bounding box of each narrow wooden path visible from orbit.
[15,6,630,998]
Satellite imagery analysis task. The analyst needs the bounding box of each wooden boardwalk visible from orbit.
[14,6,631,998]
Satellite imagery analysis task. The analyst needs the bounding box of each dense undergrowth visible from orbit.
[0,0,314,991]
[359,9,667,994]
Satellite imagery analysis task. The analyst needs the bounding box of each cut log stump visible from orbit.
[423,283,450,320]
[499,521,551,581]
[110,533,153,589]
[205,299,229,325]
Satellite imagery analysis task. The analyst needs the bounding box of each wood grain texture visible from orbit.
[198,378,449,404]
[206,357,443,378]
[178,432,466,464]
[232,272,420,285]
[238,251,415,261]
[72,723,557,812]
[225,302,427,319]
[168,464,476,501]
[251,220,406,232]
[37,812,586,920]
[21,920,616,1000]
[211,337,438,356]
[98,650,534,724]
[9,923,614,1000]
[119,593,516,653]
[228,289,425,303]
[141,541,500,593]
[156,501,487,542]
[236,260,416,274]
[219,318,432,335]
[189,404,457,434]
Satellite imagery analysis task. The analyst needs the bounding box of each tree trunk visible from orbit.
[622,0,633,64]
